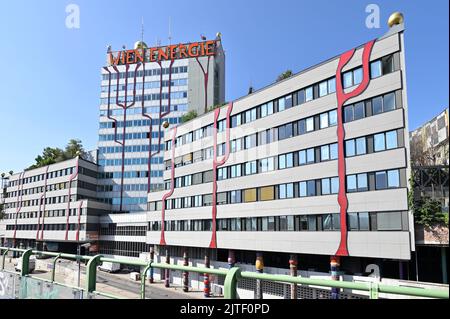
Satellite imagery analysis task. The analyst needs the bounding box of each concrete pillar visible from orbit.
[399,261,404,280]
[442,247,448,284]
[330,256,340,299]
[204,253,210,298]
[255,252,264,299]
[164,250,170,288]
[289,254,298,299]
[149,246,154,283]
[228,250,236,268]
[183,249,189,292]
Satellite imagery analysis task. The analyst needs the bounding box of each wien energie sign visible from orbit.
[108,40,217,65]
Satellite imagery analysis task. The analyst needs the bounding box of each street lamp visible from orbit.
[77,243,91,288]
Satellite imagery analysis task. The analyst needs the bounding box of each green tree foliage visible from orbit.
[26,139,86,171]
[413,196,447,228]
[181,110,198,123]
[276,70,293,82]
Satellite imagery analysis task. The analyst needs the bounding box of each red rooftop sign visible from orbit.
[108,40,217,65]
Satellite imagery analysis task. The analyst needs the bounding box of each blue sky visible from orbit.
[0,0,448,173]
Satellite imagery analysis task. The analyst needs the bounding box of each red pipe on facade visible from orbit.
[195,56,211,113]
[64,158,79,241]
[75,200,84,242]
[209,102,233,249]
[12,172,25,246]
[334,40,375,256]
[160,126,177,246]
[35,166,49,240]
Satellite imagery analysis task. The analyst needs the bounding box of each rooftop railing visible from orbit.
[1,246,448,300]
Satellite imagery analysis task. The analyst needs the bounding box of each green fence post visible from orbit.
[370,282,379,299]
[141,262,152,299]
[224,267,241,299]
[20,249,33,276]
[2,248,9,270]
[85,255,102,295]
[51,253,61,283]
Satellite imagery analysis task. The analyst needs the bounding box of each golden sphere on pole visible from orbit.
[388,12,404,28]
[162,121,170,129]
[134,41,148,50]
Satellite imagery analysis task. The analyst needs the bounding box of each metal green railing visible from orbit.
[1,247,448,299]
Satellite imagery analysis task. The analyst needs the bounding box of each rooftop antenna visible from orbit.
[141,17,144,43]
[156,37,161,47]
[168,16,172,45]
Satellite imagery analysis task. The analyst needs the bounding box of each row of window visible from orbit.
[98,145,164,155]
[111,197,147,205]
[344,91,397,123]
[101,66,188,81]
[148,210,406,232]
[165,90,401,174]
[4,194,77,209]
[100,91,188,105]
[166,54,397,150]
[6,223,86,231]
[99,118,178,129]
[97,183,163,193]
[99,131,163,142]
[98,170,163,179]
[149,168,403,211]
[99,224,147,236]
[3,208,86,220]
[101,78,188,93]
[99,241,151,258]
[98,157,164,167]
[165,129,401,189]
[99,106,186,117]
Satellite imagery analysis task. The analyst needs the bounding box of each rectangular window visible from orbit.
[230,164,242,178]
[308,215,317,231]
[354,102,365,120]
[321,145,330,161]
[298,120,306,135]
[307,180,316,196]
[245,161,257,175]
[331,177,339,194]
[245,134,257,149]
[306,148,315,163]
[372,96,383,115]
[306,117,314,132]
[319,81,328,97]
[377,212,402,230]
[387,170,400,188]
[384,93,396,112]
[299,182,307,197]
[356,137,366,155]
[329,110,337,126]
[375,171,388,189]
[279,183,294,199]
[348,213,359,230]
[244,188,257,202]
[260,186,275,201]
[359,212,370,230]
[279,153,293,169]
[346,139,356,157]
[305,87,313,102]
[320,113,329,129]
[357,173,368,191]
[386,130,398,149]
[344,105,353,122]
[371,60,382,78]
[374,133,386,152]
[260,157,275,173]
[343,71,353,88]
[230,190,242,203]
[299,150,306,165]
[330,143,338,160]
[353,68,363,85]
[218,167,228,181]
[260,101,274,118]
[328,78,336,93]
[321,178,331,195]
[347,175,357,192]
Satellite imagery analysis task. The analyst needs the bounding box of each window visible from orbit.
[260,101,274,118]
[382,55,394,75]
[344,105,353,122]
[354,102,365,120]
[245,108,257,123]
[377,212,402,230]
[231,139,243,153]
[371,60,382,78]
[244,188,257,203]
[203,170,213,183]
[307,180,316,196]
[299,182,307,197]
[279,183,294,199]
[328,78,336,94]
[375,171,387,189]
[203,194,213,206]
[218,167,227,180]
[260,157,275,173]
[353,68,363,85]
[279,153,293,169]
[329,110,337,126]
[343,72,353,88]
[245,161,257,175]
[297,90,305,105]
[386,130,398,149]
[330,143,338,160]
[308,215,317,231]
[359,212,370,230]
[357,174,368,191]
[231,115,241,128]
[245,134,257,149]
[348,213,359,230]
[356,137,366,155]
[347,175,357,192]
[346,139,356,157]
[306,117,314,132]
[305,86,313,102]
[230,190,242,203]
[260,186,275,201]
[278,95,292,111]
[298,120,306,135]
[306,148,315,163]
[331,177,339,194]
[387,170,400,188]
[384,93,396,112]
[321,145,330,161]
[279,123,293,140]
[372,96,383,115]
[319,81,328,97]
[320,113,329,129]
[374,133,386,152]
[322,178,331,195]
[230,164,242,178]
[299,150,306,165]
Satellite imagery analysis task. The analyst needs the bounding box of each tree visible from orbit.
[276,70,293,82]
[181,110,198,123]
[64,139,86,159]
[412,196,447,228]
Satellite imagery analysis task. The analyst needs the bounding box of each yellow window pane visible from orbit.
[260,186,274,201]
[244,188,257,202]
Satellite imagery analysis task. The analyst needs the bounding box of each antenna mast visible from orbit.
[168,16,172,45]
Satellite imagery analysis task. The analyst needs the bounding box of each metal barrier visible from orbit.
[0,247,448,300]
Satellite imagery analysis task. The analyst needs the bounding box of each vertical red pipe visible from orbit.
[195,56,211,113]
[334,40,375,256]
[12,172,25,246]
[65,158,79,241]
[75,200,84,241]
[36,166,49,240]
